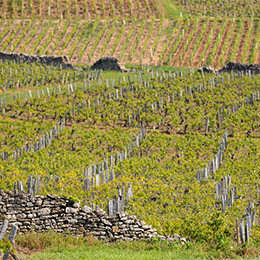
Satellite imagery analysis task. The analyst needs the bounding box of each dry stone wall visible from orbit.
[0,52,76,70]
[91,56,134,73]
[199,62,260,75]
[0,190,157,241]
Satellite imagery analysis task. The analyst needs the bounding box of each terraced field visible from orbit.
[0,0,161,19]
[0,17,260,68]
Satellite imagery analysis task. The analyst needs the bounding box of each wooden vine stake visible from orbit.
[236,218,239,245]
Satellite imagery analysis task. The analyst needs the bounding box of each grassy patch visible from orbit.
[16,231,260,260]
[15,231,203,260]
[158,0,190,19]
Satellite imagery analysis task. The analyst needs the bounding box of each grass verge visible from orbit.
[15,231,260,260]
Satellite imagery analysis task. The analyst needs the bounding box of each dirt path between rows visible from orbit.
[192,20,213,68]
[121,22,142,63]
[160,21,183,65]
[235,20,249,63]
[53,23,74,56]
[45,20,66,56]
[131,21,151,64]
[222,22,238,66]
[5,20,28,53]
[171,22,194,66]
[142,20,161,64]
[0,20,20,50]
[113,21,133,60]
[201,22,221,67]
[152,19,170,65]
[244,20,256,63]
[91,22,114,62]
[181,20,203,67]
[212,21,232,68]
[147,0,158,16]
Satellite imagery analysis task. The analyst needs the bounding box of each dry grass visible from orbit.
[15,230,100,258]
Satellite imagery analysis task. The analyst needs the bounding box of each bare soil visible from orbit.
[142,20,161,64]
[244,20,256,62]
[181,20,204,67]
[131,21,151,64]
[121,22,142,64]
[0,20,20,50]
[235,20,249,62]
[222,22,238,66]
[101,23,121,58]
[113,21,133,61]
[1,18,258,68]
[45,20,66,56]
[201,21,221,67]
[152,19,171,65]
[5,20,29,53]
[15,20,41,53]
[212,21,232,68]
[171,22,194,66]
[192,20,213,68]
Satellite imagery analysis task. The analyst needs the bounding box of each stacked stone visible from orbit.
[0,52,76,70]
[199,61,260,75]
[0,190,157,241]
[90,56,133,73]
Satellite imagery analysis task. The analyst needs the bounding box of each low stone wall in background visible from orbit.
[0,52,76,70]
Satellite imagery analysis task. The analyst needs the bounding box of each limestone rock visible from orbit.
[37,208,51,216]
[90,56,134,73]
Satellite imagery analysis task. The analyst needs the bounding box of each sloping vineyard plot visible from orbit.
[1,58,260,257]
[0,18,258,68]
[177,0,260,18]
[1,0,160,19]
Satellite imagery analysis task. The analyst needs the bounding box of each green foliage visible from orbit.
[1,60,260,259]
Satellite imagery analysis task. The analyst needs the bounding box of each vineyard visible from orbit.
[0,57,259,258]
[0,0,259,19]
[177,0,260,18]
[0,0,161,19]
[0,16,260,68]
[0,0,260,259]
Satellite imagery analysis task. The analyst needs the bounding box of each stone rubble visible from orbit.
[90,56,134,73]
[0,52,76,70]
[198,62,260,75]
